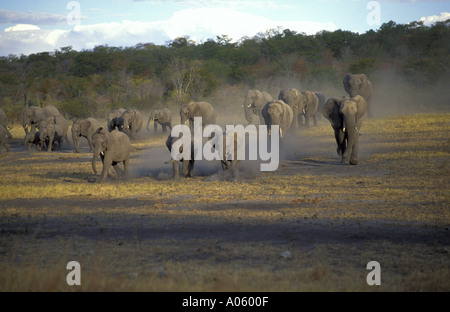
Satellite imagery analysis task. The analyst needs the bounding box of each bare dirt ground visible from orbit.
[0,113,449,292]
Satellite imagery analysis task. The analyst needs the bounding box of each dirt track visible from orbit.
[0,114,449,291]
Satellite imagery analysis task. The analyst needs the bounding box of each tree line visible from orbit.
[0,19,449,120]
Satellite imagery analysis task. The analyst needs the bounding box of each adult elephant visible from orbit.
[91,127,131,183]
[278,89,318,129]
[180,101,216,130]
[71,117,101,153]
[299,90,319,126]
[343,73,372,118]
[165,134,195,180]
[39,123,64,152]
[261,100,294,139]
[147,108,172,133]
[107,108,126,132]
[322,95,368,165]
[121,108,143,139]
[243,90,272,125]
[22,104,60,135]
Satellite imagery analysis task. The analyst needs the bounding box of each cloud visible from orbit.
[419,11,450,25]
[0,9,66,26]
[0,7,336,56]
[4,24,41,32]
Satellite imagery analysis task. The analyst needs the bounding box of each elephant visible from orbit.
[121,108,143,139]
[107,108,126,132]
[22,104,61,135]
[243,90,272,125]
[314,91,326,119]
[0,124,12,153]
[24,130,42,152]
[91,127,131,183]
[39,123,64,152]
[322,95,368,165]
[261,100,294,139]
[165,134,195,180]
[108,116,124,133]
[147,108,172,133]
[343,73,373,118]
[39,115,69,143]
[278,89,318,128]
[180,101,217,131]
[71,118,102,153]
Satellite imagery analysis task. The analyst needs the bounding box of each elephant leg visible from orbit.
[313,114,318,126]
[47,134,54,152]
[100,156,112,182]
[187,159,195,177]
[181,159,190,177]
[112,164,123,178]
[342,130,358,164]
[162,124,166,133]
[304,114,310,127]
[154,122,158,133]
[172,161,179,180]
[123,158,129,179]
[221,160,229,170]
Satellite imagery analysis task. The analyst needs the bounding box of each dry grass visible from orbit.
[0,113,449,292]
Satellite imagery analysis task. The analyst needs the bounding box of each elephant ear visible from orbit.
[187,102,198,116]
[352,95,368,122]
[322,98,341,129]
[80,120,91,134]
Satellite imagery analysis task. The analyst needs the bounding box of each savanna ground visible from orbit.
[0,104,449,292]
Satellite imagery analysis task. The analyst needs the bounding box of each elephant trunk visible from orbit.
[244,105,253,124]
[146,114,153,131]
[342,116,357,163]
[92,146,101,174]
[72,133,80,153]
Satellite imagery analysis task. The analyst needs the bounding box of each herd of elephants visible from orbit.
[0,73,372,182]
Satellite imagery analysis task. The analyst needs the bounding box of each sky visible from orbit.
[0,0,449,56]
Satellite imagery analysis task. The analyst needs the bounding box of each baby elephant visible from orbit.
[0,124,12,153]
[24,130,43,151]
[91,127,131,182]
[40,123,64,152]
[165,134,195,180]
[147,108,172,134]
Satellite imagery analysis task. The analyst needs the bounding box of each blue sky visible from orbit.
[0,0,449,56]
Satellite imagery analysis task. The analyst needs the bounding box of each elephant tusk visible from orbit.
[268,128,271,136]
[343,127,346,132]
[184,120,189,125]
[247,103,253,108]
[280,128,283,138]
